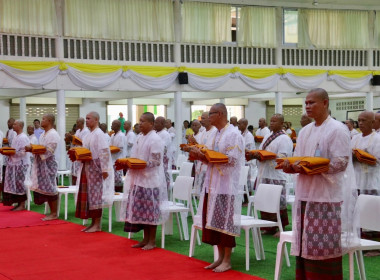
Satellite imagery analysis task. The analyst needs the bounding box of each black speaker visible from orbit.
[371,75,380,86]
[178,72,188,84]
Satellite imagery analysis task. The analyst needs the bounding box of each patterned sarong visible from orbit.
[202,193,236,247]
[75,164,102,219]
[124,185,160,232]
[296,201,343,280]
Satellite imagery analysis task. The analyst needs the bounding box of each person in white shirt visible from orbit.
[110,120,125,192]
[155,117,172,190]
[33,119,44,141]
[2,120,30,211]
[27,125,38,179]
[345,119,360,139]
[2,118,17,201]
[124,120,136,158]
[255,118,270,148]
[99,123,111,145]
[165,119,176,169]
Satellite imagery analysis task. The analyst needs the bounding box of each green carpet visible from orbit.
[29,178,379,280]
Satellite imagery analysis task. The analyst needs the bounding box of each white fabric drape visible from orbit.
[64,0,174,42]
[187,72,232,90]
[284,72,328,90]
[0,63,60,88]
[237,6,277,48]
[0,0,58,36]
[66,67,123,90]
[236,72,280,90]
[123,70,178,90]
[182,1,231,44]
[298,9,370,49]
[328,74,372,91]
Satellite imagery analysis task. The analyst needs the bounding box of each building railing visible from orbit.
[0,33,378,69]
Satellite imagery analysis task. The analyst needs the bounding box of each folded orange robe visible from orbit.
[72,136,83,146]
[275,156,330,175]
[201,149,228,164]
[30,144,47,154]
[254,136,264,143]
[68,147,92,162]
[108,130,115,136]
[109,146,121,154]
[0,147,16,155]
[115,158,147,170]
[353,149,377,165]
[248,150,277,161]
[3,138,8,145]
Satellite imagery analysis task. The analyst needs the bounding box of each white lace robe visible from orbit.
[124,130,136,158]
[121,130,169,224]
[4,133,30,195]
[351,132,380,195]
[157,129,172,188]
[242,129,257,191]
[71,127,90,178]
[78,128,114,209]
[30,129,60,195]
[201,124,245,236]
[3,129,17,167]
[111,130,125,187]
[291,117,359,260]
[255,126,270,148]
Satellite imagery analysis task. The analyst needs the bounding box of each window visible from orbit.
[231,7,240,42]
[283,9,298,45]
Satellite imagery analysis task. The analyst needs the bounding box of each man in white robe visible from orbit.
[247,114,293,235]
[124,120,136,159]
[122,112,168,250]
[110,120,125,192]
[165,119,176,169]
[26,125,38,181]
[238,118,257,197]
[255,118,270,148]
[351,111,380,195]
[27,114,60,221]
[3,120,30,211]
[345,119,360,139]
[283,89,358,279]
[155,117,172,190]
[99,123,111,144]
[229,116,238,127]
[1,118,17,200]
[75,112,114,232]
[66,118,90,185]
[193,112,216,196]
[190,103,244,273]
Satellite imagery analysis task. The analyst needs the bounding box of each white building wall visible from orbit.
[245,100,267,128]
[79,99,107,124]
[0,100,10,133]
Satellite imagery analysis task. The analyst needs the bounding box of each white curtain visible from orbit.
[182,1,231,44]
[298,9,370,49]
[64,0,174,42]
[237,6,277,48]
[375,11,380,48]
[0,0,58,36]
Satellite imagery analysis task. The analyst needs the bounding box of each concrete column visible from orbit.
[275,6,283,67]
[57,90,66,170]
[275,92,283,114]
[127,98,133,122]
[19,97,27,132]
[302,97,306,113]
[173,0,181,66]
[175,91,182,151]
[366,91,374,111]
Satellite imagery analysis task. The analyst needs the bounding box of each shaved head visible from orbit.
[213,103,227,116]
[88,111,99,121]
[358,110,374,136]
[308,88,329,104]
[237,118,248,133]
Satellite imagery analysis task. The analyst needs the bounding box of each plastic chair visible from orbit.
[57,185,79,220]
[240,183,289,271]
[238,166,250,199]
[107,193,124,232]
[57,170,72,186]
[161,176,195,248]
[169,162,193,200]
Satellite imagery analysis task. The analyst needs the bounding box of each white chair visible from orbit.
[107,193,124,232]
[240,183,289,271]
[176,154,188,170]
[274,195,380,280]
[57,185,79,220]
[161,176,194,248]
[57,170,72,186]
[238,166,250,199]
[169,162,193,200]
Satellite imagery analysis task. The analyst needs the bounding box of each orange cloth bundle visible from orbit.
[254,136,264,143]
[30,144,47,154]
[72,136,82,146]
[3,138,8,145]
[353,149,377,165]
[109,146,121,154]
[68,147,92,162]
[202,149,228,164]
[0,147,16,155]
[108,130,115,136]
[115,158,147,170]
[275,156,330,175]
[248,150,277,161]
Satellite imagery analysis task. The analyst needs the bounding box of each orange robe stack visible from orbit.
[72,136,83,146]
[2,138,9,145]
[247,150,277,161]
[275,156,330,175]
[0,147,16,156]
[68,147,92,162]
[115,158,147,170]
[202,149,229,164]
[353,149,377,165]
[254,136,264,143]
[109,146,121,154]
[30,144,47,154]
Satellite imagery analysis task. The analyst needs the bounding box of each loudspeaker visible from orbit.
[371,75,380,86]
[178,72,188,84]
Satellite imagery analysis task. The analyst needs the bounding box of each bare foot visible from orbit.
[42,214,58,221]
[81,225,93,232]
[204,260,222,270]
[132,242,147,248]
[213,262,231,273]
[85,226,101,233]
[142,243,156,250]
